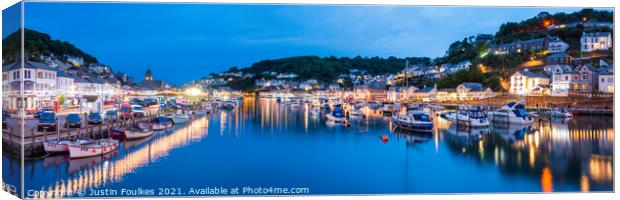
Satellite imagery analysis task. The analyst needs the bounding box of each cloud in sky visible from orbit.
[22,3,585,84]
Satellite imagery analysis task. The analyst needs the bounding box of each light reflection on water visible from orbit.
[3,98,614,197]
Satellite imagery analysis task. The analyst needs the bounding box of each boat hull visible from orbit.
[172,116,190,124]
[69,139,119,159]
[43,140,71,153]
[125,130,154,140]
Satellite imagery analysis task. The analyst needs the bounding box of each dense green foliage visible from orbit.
[2,29,99,65]
[495,8,612,41]
[435,66,502,91]
[217,55,431,90]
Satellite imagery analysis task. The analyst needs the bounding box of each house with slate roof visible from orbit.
[509,69,550,96]
[581,32,612,52]
[456,82,495,100]
[2,56,59,111]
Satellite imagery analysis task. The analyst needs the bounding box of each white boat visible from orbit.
[348,104,364,118]
[124,128,154,140]
[325,104,346,123]
[68,139,119,159]
[442,107,490,128]
[151,117,174,131]
[43,138,95,154]
[488,102,534,125]
[391,110,434,132]
[171,114,191,124]
[550,108,573,118]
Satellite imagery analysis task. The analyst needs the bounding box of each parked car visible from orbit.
[34,108,54,119]
[87,112,103,125]
[131,105,146,117]
[37,112,57,131]
[65,113,82,128]
[120,103,133,119]
[105,110,118,122]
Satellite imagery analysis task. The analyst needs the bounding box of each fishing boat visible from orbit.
[550,108,573,118]
[151,116,174,131]
[43,138,95,154]
[391,110,433,132]
[487,102,534,125]
[325,104,346,123]
[68,139,119,159]
[441,107,490,128]
[111,122,154,140]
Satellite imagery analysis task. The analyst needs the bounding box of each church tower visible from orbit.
[145,68,153,81]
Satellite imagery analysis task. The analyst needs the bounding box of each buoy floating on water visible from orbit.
[381,135,389,143]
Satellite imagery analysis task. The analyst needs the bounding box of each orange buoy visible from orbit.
[381,135,388,143]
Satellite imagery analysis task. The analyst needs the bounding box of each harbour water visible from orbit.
[3,98,614,198]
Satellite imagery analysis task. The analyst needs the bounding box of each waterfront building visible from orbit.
[436,88,457,102]
[598,67,614,93]
[509,69,550,96]
[581,32,612,52]
[409,86,437,100]
[2,56,58,111]
[456,82,495,100]
[399,86,419,101]
[550,64,599,95]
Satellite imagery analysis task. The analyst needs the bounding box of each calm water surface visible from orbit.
[3,98,614,198]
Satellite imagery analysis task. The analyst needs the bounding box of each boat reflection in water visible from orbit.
[24,117,211,199]
[5,98,613,197]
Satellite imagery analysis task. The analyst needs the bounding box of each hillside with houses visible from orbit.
[198,8,613,105]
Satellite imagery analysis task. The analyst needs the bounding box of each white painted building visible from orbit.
[581,32,612,52]
[548,37,569,53]
[509,69,550,96]
[2,57,59,111]
[598,67,614,93]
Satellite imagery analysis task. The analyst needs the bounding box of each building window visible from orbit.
[25,70,31,79]
[38,71,43,78]
[13,71,19,79]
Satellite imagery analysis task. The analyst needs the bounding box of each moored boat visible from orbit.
[151,116,174,131]
[68,139,119,159]
[171,114,191,124]
[442,107,490,128]
[488,101,534,126]
[43,138,95,154]
[550,108,573,118]
[391,110,433,132]
[325,104,346,123]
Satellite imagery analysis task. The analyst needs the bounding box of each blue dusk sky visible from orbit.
[15,3,587,84]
